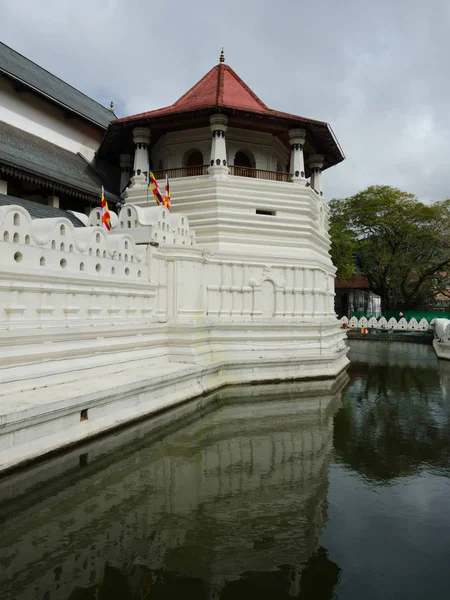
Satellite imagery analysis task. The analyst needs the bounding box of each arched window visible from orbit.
[234,151,253,167]
[183,149,204,176]
[234,150,255,177]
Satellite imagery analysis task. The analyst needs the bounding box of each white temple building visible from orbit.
[0,44,348,472]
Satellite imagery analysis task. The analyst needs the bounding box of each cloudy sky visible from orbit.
[1,0,449,201]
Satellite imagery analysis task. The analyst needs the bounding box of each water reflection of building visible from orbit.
[0,376,347,600]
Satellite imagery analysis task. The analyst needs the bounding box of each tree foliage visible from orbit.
[329,185,450,310]
[328,199,357,282]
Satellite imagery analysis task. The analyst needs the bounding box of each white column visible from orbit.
[0,179,7,195]
[129,127,150,188]
[119,154,133,193]
[309,154,324,196]
[208,114,229,176]
[47,195,59,208]
[288,129,306,183]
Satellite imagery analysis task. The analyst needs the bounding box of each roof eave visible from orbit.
[0,158,120,202]
[0,69,112,131]
[108,105,345,169]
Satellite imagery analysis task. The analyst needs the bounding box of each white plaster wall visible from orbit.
[202,259,335,319]
[0,202,348,472]
[226,126,289,171]
[151,127,211,170]
[0,75,104,161]
[111,204,195,247]
[126,175,330,263]
[0,202,338,335]
[0,204,341,371]
[150,126,290,172]
[0,205,157,325]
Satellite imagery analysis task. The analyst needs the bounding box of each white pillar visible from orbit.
[130,127,150,188]
[47,195,59,208]
[288,129,306,183]
[309,154,324,196]
[119,154,133,193]
[0,179,7,195]
[208,114,229,176]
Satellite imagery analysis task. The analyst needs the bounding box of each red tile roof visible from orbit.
[175,63,269,112]
[335,276,370,289]
[114,63,325,127]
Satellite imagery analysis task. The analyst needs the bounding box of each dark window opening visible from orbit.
[186,150,204,167]
[256,209,276,216]
[234,151,254,168]
[80,409,88,422]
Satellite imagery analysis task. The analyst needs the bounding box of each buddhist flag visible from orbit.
[101,186,111,231]
[148,171,164,206]
[163,174,171,210]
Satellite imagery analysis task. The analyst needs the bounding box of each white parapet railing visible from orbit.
[339,315,435,332]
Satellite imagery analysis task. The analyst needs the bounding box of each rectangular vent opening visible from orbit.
[80,409,88,422]
[256,209,276,216]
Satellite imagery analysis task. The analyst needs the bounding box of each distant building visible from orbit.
[335,275,381,317]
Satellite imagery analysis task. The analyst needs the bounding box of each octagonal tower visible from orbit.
[98,52,344,261]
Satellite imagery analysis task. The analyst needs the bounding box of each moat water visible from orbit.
[1,341,450,600]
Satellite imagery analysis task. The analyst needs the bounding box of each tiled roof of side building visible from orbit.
[0,120,120,202]
[0,194,86,227]
[335,276,370,289]
[0,42,116,129]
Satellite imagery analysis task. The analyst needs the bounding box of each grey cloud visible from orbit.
[1,0,449,201]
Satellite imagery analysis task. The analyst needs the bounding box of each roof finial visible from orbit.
[219,48,225,64]
[109,101,114,112]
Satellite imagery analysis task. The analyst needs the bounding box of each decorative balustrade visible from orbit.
[152,165,208,180]
[229,165,291,182]
[340,315,434,332]
[152,165,292,183]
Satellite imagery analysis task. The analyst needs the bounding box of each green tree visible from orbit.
[329,185,450,310]
[328,198,357,281]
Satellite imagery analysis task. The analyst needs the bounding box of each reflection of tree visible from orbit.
[298,547,341,599]
[334,363,450,481]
